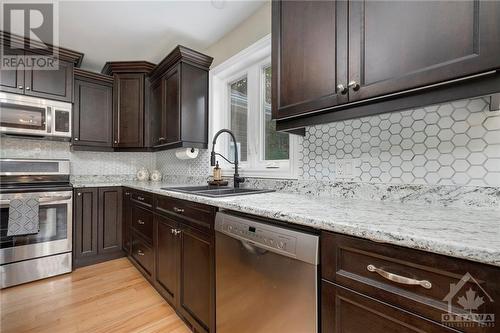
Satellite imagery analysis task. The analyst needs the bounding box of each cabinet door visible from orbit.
[272,0,347,119]
[73,79,113,147]
[122,190,132,254]
[155,214,179,305]
[97,187,122,254]
[348,0,500,102]
[322,282,458,333]
[24,60,73,102]
[179,224,213,333]
[149,78,165,147]
[113,73,144,147]
[164,66,181,144]
[0,50,24,94]
[73,188,98,266]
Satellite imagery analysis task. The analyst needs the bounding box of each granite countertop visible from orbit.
[72,180,500,267]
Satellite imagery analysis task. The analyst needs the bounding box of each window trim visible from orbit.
[209,34,298,179]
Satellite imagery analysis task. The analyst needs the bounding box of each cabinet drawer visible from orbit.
[322,281,458,333]
[321,232,500,333]
[130,190,153,208]
[155,195,215,230]
[131,204,153,244]
[131,234,153,277]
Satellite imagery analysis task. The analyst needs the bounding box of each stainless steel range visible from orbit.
[0,159,72,288]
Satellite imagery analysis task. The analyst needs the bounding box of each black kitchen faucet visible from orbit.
[210,129,245,188]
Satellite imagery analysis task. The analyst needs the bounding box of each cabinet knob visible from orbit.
[137,196,144,201]
[159,137,165,141]
[170,228,181,236]
[77,192,81,196]
[114,140,118,144]
[18,85,23,89]
[137,250,145,256]
[125,192,130,196]
[337,84,348,95]
[173,207,184,213]
[74,137,79,141]
[347,81,360,91]
[26,86,30,90]
[137,219,145,225]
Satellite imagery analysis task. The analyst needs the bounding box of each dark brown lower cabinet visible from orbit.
[322,282,457,333]
[154,214,179,305]
[122,190,132,254]
[73,187,124,268]
[123,188,215,333]
[73,188,98,264]
[178,222,213,333]
[131,232,154,278]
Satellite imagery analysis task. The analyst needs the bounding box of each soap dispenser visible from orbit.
[213,161,222,181]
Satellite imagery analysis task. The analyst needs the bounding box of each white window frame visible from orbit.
[209,34,298,179]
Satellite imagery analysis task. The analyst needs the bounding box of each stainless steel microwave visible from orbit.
[0,92,72,139]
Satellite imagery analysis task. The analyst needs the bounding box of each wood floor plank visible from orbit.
[0,258,191,333]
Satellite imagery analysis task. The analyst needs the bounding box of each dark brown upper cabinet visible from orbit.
[102,61,156,149]
[0,49,24,94]
[23,60,73,102]
[272,0,347,120]
[73,69,114,150]
[272,0,500,130]
[0,32,83,102]
[348,0,500,102]
[149,46,213,150]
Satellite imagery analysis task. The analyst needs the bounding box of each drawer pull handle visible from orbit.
[137,250,145,256]
[171,228,181,236]
[137,219,145,225]
[173,207,184,213]
[367,264,432,289]
[137,196,144,201]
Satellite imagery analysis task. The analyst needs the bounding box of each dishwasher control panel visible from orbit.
[217,215,298,256]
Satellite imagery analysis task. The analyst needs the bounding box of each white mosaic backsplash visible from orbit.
[298,97,500,186]
[155,149,210,178]
[0,137,154,176]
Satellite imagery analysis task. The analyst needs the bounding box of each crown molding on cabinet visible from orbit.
[101,61,156,75]
[74,68,114,84]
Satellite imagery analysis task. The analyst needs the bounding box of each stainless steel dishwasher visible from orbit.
[215,211,319,333]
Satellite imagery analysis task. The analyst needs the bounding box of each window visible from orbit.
[210,35,297,178]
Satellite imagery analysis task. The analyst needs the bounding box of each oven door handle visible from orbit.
[0,196,72,205]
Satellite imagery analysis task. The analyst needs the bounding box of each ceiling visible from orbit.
[58,1,266,72]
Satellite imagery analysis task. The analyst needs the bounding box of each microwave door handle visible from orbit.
[0,196,72,205]
[46,106,52,133]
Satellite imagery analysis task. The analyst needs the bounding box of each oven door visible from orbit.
[0,191,72,265]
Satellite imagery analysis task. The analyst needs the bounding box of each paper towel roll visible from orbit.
[175,148,199,160]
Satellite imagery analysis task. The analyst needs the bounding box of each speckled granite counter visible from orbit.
[72,180,500,267]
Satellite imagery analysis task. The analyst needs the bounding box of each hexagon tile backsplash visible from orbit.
[298,97,500,186]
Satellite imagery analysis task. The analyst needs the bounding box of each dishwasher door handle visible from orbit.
[240,240,268,256]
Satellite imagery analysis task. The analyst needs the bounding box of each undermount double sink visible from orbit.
[162,185,274,198]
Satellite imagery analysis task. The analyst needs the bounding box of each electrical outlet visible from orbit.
[335,159,355,179]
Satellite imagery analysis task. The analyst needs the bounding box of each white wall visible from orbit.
[204,1,271,67]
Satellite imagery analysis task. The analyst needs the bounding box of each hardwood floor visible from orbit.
[0,258,191,333]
